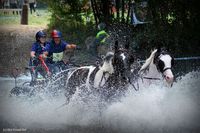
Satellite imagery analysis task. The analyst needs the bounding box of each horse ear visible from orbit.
[157,47,161,53]
[125,38,129,50]
[114,40,119,51]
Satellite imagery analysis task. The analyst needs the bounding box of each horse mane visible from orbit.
[94,52,114,88]
[101,52,114,73]
[104,52,114,62]
[139,49,157,73]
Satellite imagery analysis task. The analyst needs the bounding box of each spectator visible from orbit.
[89,22,109,58]
[10,0,18,14]
[29,0,36,14]
[10,0,17,8]
[4,0,9,9]
[18,0,23,8]
[0,0,5,9]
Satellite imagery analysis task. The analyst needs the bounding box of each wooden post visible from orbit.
[12,68,21,88]
[21,0,28,25]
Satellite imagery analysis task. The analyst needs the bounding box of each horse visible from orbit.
[64,40,135,103]
[138,47,174,87]
[104,40,135,89]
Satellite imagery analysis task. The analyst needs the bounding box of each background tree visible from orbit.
[41,0,199,56]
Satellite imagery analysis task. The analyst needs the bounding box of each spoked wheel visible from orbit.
[22,81,31,87]
[10,81,42,97]
[10,85,33,97]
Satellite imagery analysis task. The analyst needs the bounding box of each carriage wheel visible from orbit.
[22,81,31,87]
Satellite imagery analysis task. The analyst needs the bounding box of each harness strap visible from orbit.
[99,71,109,87]
[129,80,139,91]
[140,67,171,81]
[162,67,171,73]
[142,76,161,80]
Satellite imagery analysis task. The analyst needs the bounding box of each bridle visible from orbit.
[153,51,174,74]
[112,48,139,90]
[141,51,174,81]
[162,67,172,73]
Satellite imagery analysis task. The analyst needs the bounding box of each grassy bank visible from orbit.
[0,9,51,26]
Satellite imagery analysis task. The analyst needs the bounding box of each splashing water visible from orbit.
[0,71,200,132]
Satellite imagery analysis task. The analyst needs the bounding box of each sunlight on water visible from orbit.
[0,71,200,132]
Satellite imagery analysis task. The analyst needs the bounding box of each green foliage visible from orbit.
[43,0,95,47]
[133,0,200,56]
[42,0,199,56]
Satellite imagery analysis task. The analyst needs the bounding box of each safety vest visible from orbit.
[96,30,108,44]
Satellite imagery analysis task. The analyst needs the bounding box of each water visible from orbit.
[0,71,200,133]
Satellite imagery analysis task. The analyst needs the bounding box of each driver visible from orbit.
[43,29,79,74]
[30,30,49,84]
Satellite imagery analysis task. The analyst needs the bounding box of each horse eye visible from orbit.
[158,60,165,72]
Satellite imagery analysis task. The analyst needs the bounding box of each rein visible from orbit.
[140,67,172,81]
[142,76,161,80]
[98,71,110,88]
[129,80,139,91]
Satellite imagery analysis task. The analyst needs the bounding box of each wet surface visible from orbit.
[0,71,200,133]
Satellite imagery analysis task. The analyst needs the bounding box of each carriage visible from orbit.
[10,39,175,105]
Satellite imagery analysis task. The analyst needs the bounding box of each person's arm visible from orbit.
[42,51,48,58]
[42,43,50,58]
[30,43,36,58]
[30,51,36,58]
[66,44,77,49]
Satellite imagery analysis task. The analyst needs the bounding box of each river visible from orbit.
[0,70,200,133]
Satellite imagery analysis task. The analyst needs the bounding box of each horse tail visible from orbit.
[139,49,157,74]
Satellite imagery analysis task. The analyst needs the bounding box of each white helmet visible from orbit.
[98,22,106,30]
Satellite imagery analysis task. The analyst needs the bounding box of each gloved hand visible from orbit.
[76,45,81,50]
[31,56,37,61]
[38,54,43,59]
[31,56,38,66]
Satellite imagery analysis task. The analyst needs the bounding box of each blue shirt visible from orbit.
[45,40,68,63]
[31,42,48,56]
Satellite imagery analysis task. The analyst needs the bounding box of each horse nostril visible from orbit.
[166,76,170,80]
[166,75,174,82]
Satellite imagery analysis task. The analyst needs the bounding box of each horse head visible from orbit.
[101,52,114,74]
[153,47,174,85]
[139,47,174,86]
[113,40,135,83]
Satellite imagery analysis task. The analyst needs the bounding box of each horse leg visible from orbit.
[64,73,79,104]
[64,69,89,104]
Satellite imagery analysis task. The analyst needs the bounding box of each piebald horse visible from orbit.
[65,52,115,102]
[139,48,174,87]
[65,41,135,102]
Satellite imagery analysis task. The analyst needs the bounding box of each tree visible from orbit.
[40,0,200,56]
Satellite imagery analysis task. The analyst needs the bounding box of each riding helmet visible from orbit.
[35,30,46,41]
[51,30,62,38]
[98,22,106,30]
